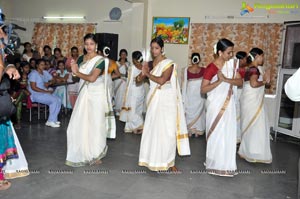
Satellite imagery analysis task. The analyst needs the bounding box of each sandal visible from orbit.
[0,180,11,191]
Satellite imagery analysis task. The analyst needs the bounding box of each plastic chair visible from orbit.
[27,97,47,122]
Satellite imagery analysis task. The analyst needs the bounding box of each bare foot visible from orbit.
[91,159,102,166]
[95,160,102,165]
[169,166,180,173]
[0,180,11,191]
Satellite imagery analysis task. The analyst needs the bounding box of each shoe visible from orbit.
[45,121,60,128]
[55,121,61,125]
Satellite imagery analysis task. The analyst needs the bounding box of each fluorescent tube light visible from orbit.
[43,16,86,19]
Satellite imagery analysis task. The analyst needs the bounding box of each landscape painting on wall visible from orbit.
[152,17,190,44]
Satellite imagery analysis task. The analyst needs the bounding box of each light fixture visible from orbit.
[42,16,86,19]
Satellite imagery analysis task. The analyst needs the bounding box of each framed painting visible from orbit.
[152,17,190,44]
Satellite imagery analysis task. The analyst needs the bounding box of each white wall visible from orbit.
[0,1,12,17]
[3,0,144,62]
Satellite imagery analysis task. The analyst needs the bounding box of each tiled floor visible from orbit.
[0,111,299,199]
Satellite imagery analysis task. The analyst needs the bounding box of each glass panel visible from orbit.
[283,24,300,69]
[278,74,295,130]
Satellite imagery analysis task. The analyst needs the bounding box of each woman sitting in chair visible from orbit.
[28,59,61,128]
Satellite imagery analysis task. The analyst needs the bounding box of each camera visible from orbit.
[0,10,26,56]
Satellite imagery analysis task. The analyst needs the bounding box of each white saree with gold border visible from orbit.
[119,64,145,132]
[66,55,116,167]
[238,66,272,163]
[114,62,129,115]
[205,59,238,176]
[181,67,206,135]
[138,59,191,171]
[236,86,243,143]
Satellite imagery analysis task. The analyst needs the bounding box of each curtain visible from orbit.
[31,23,96,57]
[189,23,283,95]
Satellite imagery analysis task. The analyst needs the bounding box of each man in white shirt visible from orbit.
[284,68,300,199]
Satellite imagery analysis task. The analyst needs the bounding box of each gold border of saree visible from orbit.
[241,97,264,136]
[238,153,272,164]
[4,170,29,179]
[138,160,175,171]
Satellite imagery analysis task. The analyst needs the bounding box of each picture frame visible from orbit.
[152,17,190,44]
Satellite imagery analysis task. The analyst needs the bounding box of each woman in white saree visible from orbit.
[235,51,248,143]
[181,53,206,137]
[138,37,190,172]
[119,51,145,134]
[238,48,272,164]
[201,38,243,177]
[66,33,116,167]
[114,49,130,116]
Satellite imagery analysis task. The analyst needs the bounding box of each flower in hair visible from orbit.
[213,44,217,54]
[249,53,255,62]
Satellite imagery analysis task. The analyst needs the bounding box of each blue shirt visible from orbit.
[28,70,53,97]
